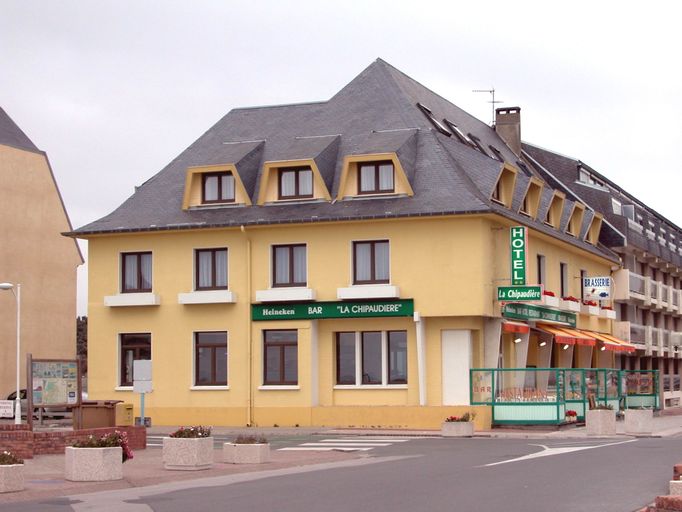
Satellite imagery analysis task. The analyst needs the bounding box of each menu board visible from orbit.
[31,360,79,406]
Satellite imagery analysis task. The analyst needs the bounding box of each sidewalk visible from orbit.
[4,413,682,505]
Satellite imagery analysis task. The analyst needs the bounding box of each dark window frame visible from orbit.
[121,252,152,293]
[263,330,298,385]
[361,331,382,385]
[120,333,151,387]
[357,161,395,195]
[335,332,356,385]
[195,248,228,291]
[387,330,408,384]
[272,244,307,287]
[537,254,546,286]
[201,172,235,204]
[278,167,314,200]
[194,331,228,386]
[560,262,568,297]
[353,240,390,285]
[335,331,408,386]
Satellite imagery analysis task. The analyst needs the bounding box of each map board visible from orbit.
[31,359,80,407]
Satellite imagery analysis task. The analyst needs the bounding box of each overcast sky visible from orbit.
[2,1,680,315]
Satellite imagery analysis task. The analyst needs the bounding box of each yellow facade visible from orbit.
[85,213,615,429]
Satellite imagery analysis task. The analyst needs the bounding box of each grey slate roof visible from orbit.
[0,107,40,153]
[71,59,618,263]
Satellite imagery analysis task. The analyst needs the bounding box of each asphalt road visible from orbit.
[5,436,682,512]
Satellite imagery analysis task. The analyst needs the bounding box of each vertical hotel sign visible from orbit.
[510,226,527,285]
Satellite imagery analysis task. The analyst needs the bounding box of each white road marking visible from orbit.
[482,439,637,467]
[300,442,391,447]
[278,446,374,451]
[279,437,410,452]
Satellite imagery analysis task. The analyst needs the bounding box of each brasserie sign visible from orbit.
[252,299,414,321]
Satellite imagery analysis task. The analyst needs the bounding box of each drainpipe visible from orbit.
[414,312,427,406]
[241,225,253,426]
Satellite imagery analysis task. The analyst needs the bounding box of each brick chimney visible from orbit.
[495,107,521,157]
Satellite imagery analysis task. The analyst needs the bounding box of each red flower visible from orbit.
[562,296,579,302]
[543,290,555,297]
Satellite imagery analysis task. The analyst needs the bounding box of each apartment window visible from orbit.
[272,244,306,287]
[537,254,546,286]
[195,332,227,386]
[335,331,407,386]
[353,240,389,284]
[195,248,227,290]
[560,263,568,297]
[278,167,313,199]
[202,172,235,204]
[580,270,587,301]
[263,330,298,385]
[120,333,151,387]
[122,252,152,293]
[358,162,394,194]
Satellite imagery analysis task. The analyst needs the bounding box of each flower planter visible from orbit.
[441,421,474,437]
[65,447,123,481]
[586,409,616,436]
[581,304,600,316]
[0,464,24,493]
[223,443,271,464]
[542,295,559,308]
[163,437,214,471]
[600,309,616,319]
[560,299,581,312]
[625,408,653,435]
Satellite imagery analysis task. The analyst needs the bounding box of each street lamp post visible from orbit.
[0,282,21,424]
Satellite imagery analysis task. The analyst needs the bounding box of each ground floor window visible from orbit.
[263,330,298,385]
[120,333,151,386]
[335,330,407,386]
[195,332,227,386]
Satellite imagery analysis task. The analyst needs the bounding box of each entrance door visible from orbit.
[442,330,472,405]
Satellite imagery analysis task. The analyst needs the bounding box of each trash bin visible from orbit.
[77,400,122,429]
[115,403,134,426]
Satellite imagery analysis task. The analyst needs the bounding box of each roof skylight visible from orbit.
[416,103,451,137]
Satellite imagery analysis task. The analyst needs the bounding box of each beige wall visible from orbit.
[0,144,82,397]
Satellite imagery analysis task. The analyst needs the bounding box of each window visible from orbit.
[488,145,504,162]
[560,262,568,297]
[278,167,313,199]
[202,172,235,204]
[120,333,151,386]
[272,244,306,287]
[353,240,389,284]
[358,162,394,194]
[263,330,298,385]
[195,248,227,290]
[468,134,488,156]
[537,254,546,286]
[122,252,152,293]
[580,270,587,301]
[195,332,227,386]
[335,331,407,386]
[416,103,451,136]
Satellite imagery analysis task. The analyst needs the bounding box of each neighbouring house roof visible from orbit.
[70,59,618,263]
[0,106,40,153]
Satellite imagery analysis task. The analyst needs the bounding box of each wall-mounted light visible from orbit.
[562,344,569,350]
[539,341,547,347]
[513,337,522,344]
[600,346,606,351]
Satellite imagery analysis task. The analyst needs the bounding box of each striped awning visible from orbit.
[535,324,596,346]
[502,320,530,334]
[586,331,637,353]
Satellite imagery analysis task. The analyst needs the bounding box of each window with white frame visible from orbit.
[335,331,407,386]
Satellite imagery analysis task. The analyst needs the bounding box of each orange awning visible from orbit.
[557,327,596,347]
[535,324,596,346]
[586,331,637,353]
[502,320,530,334]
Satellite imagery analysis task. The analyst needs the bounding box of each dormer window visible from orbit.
[202,172,235,204]
[279,167,313,199]
[358,162,394,194]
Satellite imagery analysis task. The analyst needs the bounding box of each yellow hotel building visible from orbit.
[71,60,634,429]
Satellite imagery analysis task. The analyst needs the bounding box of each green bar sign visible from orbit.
[497,286,542,302]
[502,303,576,328]
[252,299,414,321]
[510,226,527,285]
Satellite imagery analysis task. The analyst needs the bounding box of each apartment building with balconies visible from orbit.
[524,145,682,407]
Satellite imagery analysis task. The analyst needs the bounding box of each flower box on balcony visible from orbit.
[600,308,616,319]
[542,291,559,308]
[581,303,600,316]
[561,297,581,312]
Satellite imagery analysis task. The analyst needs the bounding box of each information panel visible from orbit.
[31,360,79,406]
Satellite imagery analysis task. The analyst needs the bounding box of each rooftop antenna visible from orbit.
[473,88,503,126]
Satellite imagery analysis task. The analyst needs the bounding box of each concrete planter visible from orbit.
[0,464,24,493]
[581,304,600,316]
[163,437,214,471]
[65,447,123,481]
[600,308,617,319]
[441,421,474,437]
[542,295,560,308]
[586,409,616,436]
[625,408,654,435]
[223,443,271,464]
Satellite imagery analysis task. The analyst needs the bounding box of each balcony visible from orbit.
[612,269,646,303]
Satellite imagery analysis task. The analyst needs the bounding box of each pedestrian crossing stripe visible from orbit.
[278,437,411,452]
